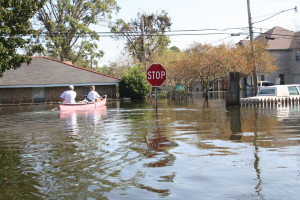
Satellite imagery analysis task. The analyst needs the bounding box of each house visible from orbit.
[0,56,121,104]
[242,26,300,85]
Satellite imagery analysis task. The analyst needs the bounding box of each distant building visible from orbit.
[194,26,300,93]
[0,56,120,104]
[239,26,300,85]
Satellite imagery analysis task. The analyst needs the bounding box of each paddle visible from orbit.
[51,107,58,111]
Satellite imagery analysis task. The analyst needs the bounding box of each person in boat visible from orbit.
[60,85,77,103]
[87,85,102,102]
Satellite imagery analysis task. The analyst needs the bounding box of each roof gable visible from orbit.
[240,26,300,50]
[0,56,120,88]
[263,26,296,50]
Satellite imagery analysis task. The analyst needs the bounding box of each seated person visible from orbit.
[87,86,101,102]
[60,85,76,103]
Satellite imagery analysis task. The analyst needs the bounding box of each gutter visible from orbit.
[0,82,119,89]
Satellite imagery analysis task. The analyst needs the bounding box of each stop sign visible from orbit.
[146,64,167,86]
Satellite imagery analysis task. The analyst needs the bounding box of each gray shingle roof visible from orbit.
[261,26,296,50]
[250,26,300,50]
[0,56,120,88]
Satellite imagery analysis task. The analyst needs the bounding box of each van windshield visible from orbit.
[288,86,299,95]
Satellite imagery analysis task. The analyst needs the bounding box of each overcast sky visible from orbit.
[96,0,300,65]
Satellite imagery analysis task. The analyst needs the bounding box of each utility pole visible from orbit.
[140,15,147,66]
[246,2,297,95]
[247,0,258,95]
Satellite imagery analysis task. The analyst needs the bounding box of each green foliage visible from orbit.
[169,46,181,52]
[119,65,152,99]
[96,62,125,78]
[158,91,167,98]
[36,0,119,66]
[111,10,172,65]
[0,0,44,77]
[99,65,111,75]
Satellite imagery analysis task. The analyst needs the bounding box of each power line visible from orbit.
[2,31,249,38]
[0,26,250,36]
[208,36,234,45]
[3,27,300,40]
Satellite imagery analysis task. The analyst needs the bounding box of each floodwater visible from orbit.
[0,93,299,200]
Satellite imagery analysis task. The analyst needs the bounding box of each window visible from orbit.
[296,51,300,61]
[84,86,90,99]
[32,87,45,102]
[279,74,285,85]
[258,89,276,95]
[258,81,274,87]
[288,86,299,95]
[262,82,274,86]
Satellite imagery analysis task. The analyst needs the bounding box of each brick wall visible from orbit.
[46,87,66,102]
[0,88,32,104]
[46,86,87,102]
[74,87,85,100]
[95,85,117,98]
[0,85,118,104]
[46,87,86,102]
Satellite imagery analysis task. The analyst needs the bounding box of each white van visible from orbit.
[245,84,300,98]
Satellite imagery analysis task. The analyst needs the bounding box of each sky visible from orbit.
[96,0,300,66]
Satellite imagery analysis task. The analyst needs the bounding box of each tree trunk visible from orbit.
[203,87,209,100]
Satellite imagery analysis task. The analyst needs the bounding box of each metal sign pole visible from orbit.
[146,64,166,112]
[155,87,158,111]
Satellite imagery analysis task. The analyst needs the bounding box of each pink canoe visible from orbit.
[59,98,106,111]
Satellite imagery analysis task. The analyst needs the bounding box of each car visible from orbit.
[240,84,300,103]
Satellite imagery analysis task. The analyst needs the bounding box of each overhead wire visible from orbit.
[3,26,300,41]
[0,27,250,37]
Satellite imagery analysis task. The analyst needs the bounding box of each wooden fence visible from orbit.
[240,97,300,106]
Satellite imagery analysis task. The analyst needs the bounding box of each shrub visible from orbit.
[119,65,152,99]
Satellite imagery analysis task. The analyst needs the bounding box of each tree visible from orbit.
[185,43,229,99]
[99,64,110,75]
[119,65,152,99]
[0,0,44,77]
[152,47,193,96]
[169,46,180,52]
[185,42,278,99]
[96,60,132,79]
[153,40,278,100]
[111,11,172,66]
[242,40,278,75]
[35,0,119,66]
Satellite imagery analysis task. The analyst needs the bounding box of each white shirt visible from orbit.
[60,90,76,103]
[87,90,100,101]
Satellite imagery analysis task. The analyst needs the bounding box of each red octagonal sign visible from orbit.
[146,64,167,87]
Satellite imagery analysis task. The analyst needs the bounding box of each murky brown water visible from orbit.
[0,94,299,200]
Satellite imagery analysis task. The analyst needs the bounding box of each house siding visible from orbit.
[266,50,292,84]
[255,27,300,85]
[266,49,300,84]
[289,49,300,84]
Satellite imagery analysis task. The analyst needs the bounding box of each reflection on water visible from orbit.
[0,97,300,200]
[60,107,108,133]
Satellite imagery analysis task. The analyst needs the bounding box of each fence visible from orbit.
[240,97,300,107]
